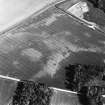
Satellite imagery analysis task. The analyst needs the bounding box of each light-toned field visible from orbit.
[0,0,58,32]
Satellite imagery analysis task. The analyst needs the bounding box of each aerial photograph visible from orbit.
[0,0,105,105]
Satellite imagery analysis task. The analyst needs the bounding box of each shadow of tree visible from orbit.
[78,86,96,105]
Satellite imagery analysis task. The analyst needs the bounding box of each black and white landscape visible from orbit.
[0,0,105,105]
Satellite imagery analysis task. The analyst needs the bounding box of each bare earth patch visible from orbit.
[21,48,42,62]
